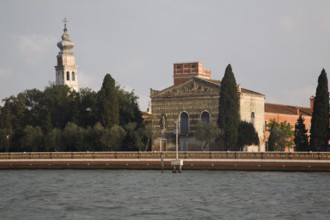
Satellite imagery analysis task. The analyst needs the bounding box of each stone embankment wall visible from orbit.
[1,151,329,160]
[0,151,330,171]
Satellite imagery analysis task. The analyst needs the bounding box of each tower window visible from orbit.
[72,72,75,81]
[66,71,70,81]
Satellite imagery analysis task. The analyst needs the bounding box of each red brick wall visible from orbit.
[173,62,211,85]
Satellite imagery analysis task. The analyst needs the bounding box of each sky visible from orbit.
[1,0,330,111]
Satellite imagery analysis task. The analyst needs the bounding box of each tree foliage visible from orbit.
[62,122,86,151]
[117,87,142,126]
[267,120,293,151]
[101,125,126,151]
[135,124,152,151]
[310,69,329,151]
[98,74,119,128]
[195,120,221,151]
[21,125,43,152]
[44,128,62,152]
[217,64,240,150]
[237,121,259,151]
[294,115,309,151]
[0,74,149,152]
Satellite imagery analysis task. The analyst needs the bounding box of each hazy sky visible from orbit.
[1,0,330,111]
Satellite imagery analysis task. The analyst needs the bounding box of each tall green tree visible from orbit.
[0,104,13,152]
[2,95,26,132]
[1,95,27,151]
[98,74,119,128]
[237,121,259,151]
[217,64,240,150]
[117,87,142,127]
[294,115,309,151]
[20,89,43,127]
[310,69,329,151]
[41,85,77,129]
[267,120,293,151]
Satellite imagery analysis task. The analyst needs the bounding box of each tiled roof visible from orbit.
[200,78,265,96]
[265,103,312,116]
[151,77,265,97]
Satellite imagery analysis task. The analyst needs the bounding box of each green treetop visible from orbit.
[98,74,119,128]
[217,64,240,150]
[267,120,293,151]
[294,115,309,151]
[310,69,329,151]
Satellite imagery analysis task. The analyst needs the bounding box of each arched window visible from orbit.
[251,112,255,126]
[66,71,70,81]
[180,112,189,135]
[201,111,210,123]
[72,72,75,81]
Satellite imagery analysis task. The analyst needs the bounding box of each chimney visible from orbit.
[310,96,315,111]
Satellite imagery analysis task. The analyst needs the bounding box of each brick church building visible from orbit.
[150,62,265,152]
[150,62,313,152]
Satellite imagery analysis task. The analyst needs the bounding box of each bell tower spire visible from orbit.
[55,18,79,92]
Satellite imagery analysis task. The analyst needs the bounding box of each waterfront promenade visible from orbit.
[1,151,330,171]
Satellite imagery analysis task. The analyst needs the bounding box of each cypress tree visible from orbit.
[98,74,119,128]
[217,64,240,150]
[294,115,309,151]
[310,69,329,151]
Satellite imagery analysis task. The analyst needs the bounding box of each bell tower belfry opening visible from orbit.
[54,18,79,92]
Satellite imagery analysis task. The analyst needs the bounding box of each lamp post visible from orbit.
[175,120,179,160]
[171,120,183,173]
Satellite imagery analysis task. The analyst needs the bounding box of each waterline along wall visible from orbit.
[0,151,330,171]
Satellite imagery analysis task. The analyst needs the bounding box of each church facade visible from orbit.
[150,62,265,152]
[54,21,79,92]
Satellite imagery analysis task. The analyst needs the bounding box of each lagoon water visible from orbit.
[0,170,329,220]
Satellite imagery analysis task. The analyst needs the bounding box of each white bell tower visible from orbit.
[55,18,79,92]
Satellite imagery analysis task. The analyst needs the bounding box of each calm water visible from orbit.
[0,170,329,220]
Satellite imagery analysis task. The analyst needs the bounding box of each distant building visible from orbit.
[264,98,313,151]
[141,111,152,124]
[54,21,79,92]
[150,62,265,152]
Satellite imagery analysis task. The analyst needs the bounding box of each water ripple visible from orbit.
[0,170,329,219]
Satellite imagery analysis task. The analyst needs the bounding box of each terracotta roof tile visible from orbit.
[265,103,312,116]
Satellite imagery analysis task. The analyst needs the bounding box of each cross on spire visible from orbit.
[63,17,68,30]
